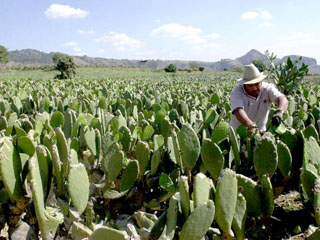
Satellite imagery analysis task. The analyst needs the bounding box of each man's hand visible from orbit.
[247,122,259,137]
[272,110,283,127]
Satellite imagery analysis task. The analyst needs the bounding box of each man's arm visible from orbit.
[233,108,255,127]
[274,95,288,112]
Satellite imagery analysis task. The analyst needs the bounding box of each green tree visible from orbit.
[53,53,76,79]
[265,50,308,95]
[199,66,205,72]
[252,59,267,72]
[233,66,243,73]
[164,64,177,73]
[0,45,9,63]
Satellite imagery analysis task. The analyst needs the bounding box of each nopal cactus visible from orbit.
[178,123,200,170]
[215,168,237,237]
[200,138,224,180]
[179,200,215,240]
[253,137,278,179]
[211,121,229,144]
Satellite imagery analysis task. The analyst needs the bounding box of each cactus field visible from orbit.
[1,67,320,239]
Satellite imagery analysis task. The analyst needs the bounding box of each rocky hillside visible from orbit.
[7,48,320,73]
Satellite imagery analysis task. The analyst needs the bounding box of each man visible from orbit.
[230,63,288,134]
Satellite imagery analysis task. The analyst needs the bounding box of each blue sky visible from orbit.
[1,0,320,62]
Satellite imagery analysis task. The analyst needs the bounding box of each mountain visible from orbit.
[236,49,271,65]
[7,48,320,73]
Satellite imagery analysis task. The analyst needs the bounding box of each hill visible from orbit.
[7,48,320,73]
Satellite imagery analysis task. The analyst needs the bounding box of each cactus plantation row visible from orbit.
[0,68,320,239]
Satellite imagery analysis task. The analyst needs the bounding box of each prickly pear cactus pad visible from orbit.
[253,137,278,179]
[232,193,247,240]
[277,141,292,178]
[237,174,263,217]
[211,121,229,143]
[193,173,210,208]
[179,200,215,240]
[201,139,224,180]
[91,226,129,240]
[0,136,24,201]
[120,160,139,192]
[215,169,237,237]
[68,163,90,215]
[306,137,320,169]
[178,123,200,170]
[260,174,274,217]
[229,126,240,167]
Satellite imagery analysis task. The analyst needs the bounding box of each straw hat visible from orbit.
[237,63,268,85]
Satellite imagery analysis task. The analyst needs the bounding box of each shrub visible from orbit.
[53,53,76,79]
[252,59,267,72]
[165,64,177,73]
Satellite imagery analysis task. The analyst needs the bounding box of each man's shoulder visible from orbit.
[231,85,243,95]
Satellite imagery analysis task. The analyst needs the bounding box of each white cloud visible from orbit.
[96,32,142,51]
[150,23,220,49]
[241,11,259,20]
[72,47,86,56]
[261,11,272,20]
[242,10,272,20]
[78,29,95,34]
[45,4,89,19]
[64,41,78,47]
[151,23,202,38]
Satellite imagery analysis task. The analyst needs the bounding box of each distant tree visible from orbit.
[199,66,205,72]
[252,59,267,72]
[234,66,243,73]
[189,61,201,71]
[53,53,76,79]
[223,68,228,71]
[164,64,177,73]
[0,45,9,63]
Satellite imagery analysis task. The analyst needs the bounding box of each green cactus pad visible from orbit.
[0,136,24,201]
[50,111,64,128]
[260,174,274,217]
[253,137,278,179]
[28,155,64,240]
[70,222,93,240]
[120,160,139,192]
[314,178,320,227]
[119,126,131,154]
[232,193,247,240]
[63,109,73,139]
[300,168,318,204]
[51,144,63,196]
[277,141,292,178]
[229,126,241,167]
[107,150,124,182]
[178,123,200,170]
[306,137,320,169]
[17,136,36,157]
[134,211,155,230]
[201,139,224,180]
[179,176,190,218]
[194,173,210,208]
[237,174,263,216]
[151,149,161,176]
[91,226,129,240]
[164,193,179,239]
[55,127,69,180]
[68,163,90,215]
[304,124,319,142]
[179,200,215,240]
[211,121,229,143]
[215,169,237,237]
[84,126,97,156]
[135,141,150,180]
[36,145,50,199]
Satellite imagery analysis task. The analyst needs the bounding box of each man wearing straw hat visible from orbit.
[230,63,288,135]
